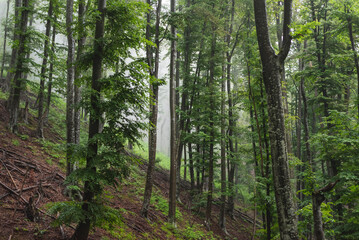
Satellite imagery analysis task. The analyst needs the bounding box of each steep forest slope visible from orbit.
[0,93,255,239]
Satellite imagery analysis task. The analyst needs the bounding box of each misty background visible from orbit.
[0,0,172,156]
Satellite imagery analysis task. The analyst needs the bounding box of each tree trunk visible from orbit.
[260,78,272,240]
[66,0,75,176]
[296,44,303,203]
[219,63,226,231]
[6,0,21,109]
[226,0,236,219]
[176,0,192,202]
[346,8,359,117]
[205,25,216,229]
[0,0,11,86]
[45,21,56,121]
[8,0,31,133]
[70,0,106,239]
[37,0,53,138]
[74,0,86,146]
[253,0,299,239]
[188,141,195,192]
[175,50,181,202]
[22,12,33,82]
[312,181,338,240]
[141,0,162,218]
[168,0,177,226]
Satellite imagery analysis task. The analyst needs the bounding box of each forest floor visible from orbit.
[0,92,256,240]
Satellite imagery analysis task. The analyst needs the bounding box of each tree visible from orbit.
[141,0,162,218]
[74,0,88,145]
[0,0,11,85]
[70,0,106,238]
[253,0,299,239]
[37,0,54,138]
[45,19,57,120]
[8,0,32,133]
[168,0,177,225]
[5,0,21,96]
[66,0,75,176]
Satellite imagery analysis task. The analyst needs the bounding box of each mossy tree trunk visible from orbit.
[253,0,299,239]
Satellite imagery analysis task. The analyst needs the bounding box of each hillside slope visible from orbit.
[0,96,255,240]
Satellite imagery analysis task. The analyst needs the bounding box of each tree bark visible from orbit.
[219,63,226,231]
[188,140,195,192]
[253,0,299,239]
[74,0,87,146]
[66,0,75,176]
[260,78,272,240]
[6,0,21,108]
[0,0,11,86]
[205,25,216,229]
[346,7,359,117]
[141,0,162,218]
[45,21,56,121]
[37,0,53,138]
[226,0,236,219]
[168,0,177,226]
[8,0,31,133]
[70,0,106,239]
[312,181,338,240]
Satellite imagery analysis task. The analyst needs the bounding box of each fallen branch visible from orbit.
[0,184,52,200]
[0,180,28,203]
[4,163,26,175]
[0,158,18,190]
[14,160,39,172]
[0,180,74,230]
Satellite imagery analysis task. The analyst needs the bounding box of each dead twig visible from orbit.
[56,172,65,180]
[0,158,18,190]
[4,163,26,175]
[18,167,30,198]
[0,180,28,203]
[0,184,52,200]
[14,160,39,172]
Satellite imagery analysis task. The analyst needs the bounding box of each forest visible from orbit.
[0,0,358,239]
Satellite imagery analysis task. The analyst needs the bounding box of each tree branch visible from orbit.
[278,0,293,62]
[253,0,275,58]
[314,180,339,195]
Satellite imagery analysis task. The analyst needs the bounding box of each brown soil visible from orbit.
[0,98,256,240]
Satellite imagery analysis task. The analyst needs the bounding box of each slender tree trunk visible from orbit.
[188,140,195,192]
[196,128,201,191]
[45,22,56,120]
[141,0,162,218]
[1,0,11,86]
[296,44,303,203]
[176,0,192,202]
[8,0,31,133]
[260,78,272,240]
[74,0,87,145]
[22,13,33,82]
[226,0,236,219]
[346,8,359,117]
[168,0,177,226]
[183,144,187,181]
[175,49,181,202]
[219,63,226,231]
[37,0,53,138]
[66,0,75,176]
[6,0,21,109]
[205,25,216,229]
[312,181,338,240]
[253,0,299,239]
[70,0,105,239]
